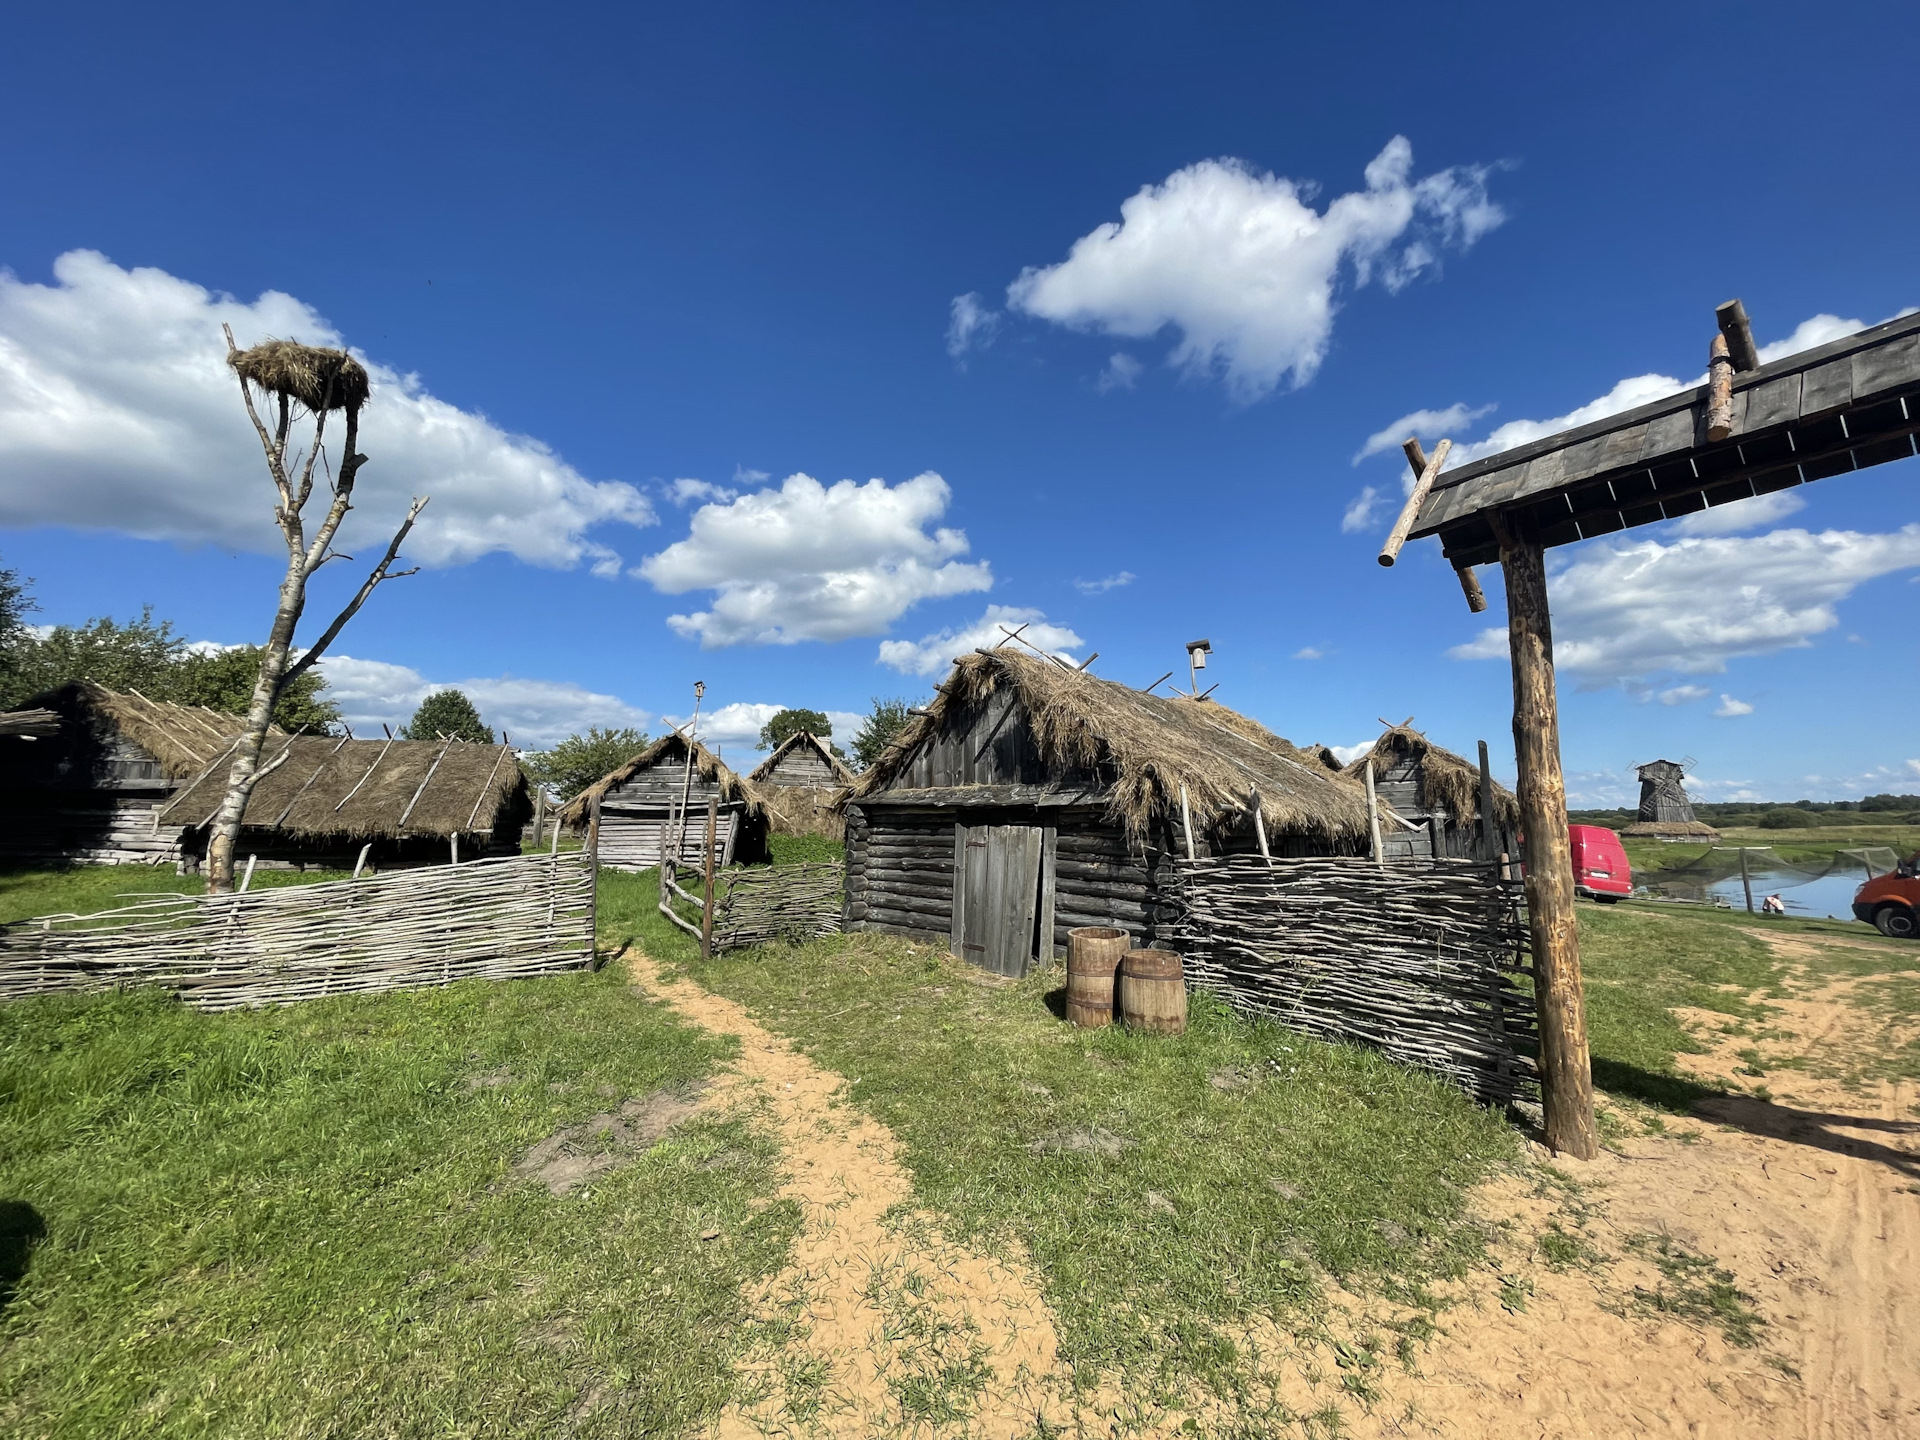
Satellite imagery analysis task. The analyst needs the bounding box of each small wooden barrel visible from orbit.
[1119,949,1187,1035]
[1065,926,1129,1029]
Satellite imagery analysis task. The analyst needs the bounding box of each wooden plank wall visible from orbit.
[597,810,740,872]
[0,793,185,867]
[761,747,840,786]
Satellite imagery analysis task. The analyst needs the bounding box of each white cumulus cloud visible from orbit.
[1714,694,1755,717]
[656,701,865,757]
[1447,526,1920,685]
[637,471,993,647]
[1330,741,1374,766]
[1671,489,1806,536]
[1340,486,1382,534]
[0,250,656,570]
[877,605,1083,677]
[1352,402,1496,466]
[314,654,652,748]
[947,292,1000,359]
[1004,138,1504,402]
[669,478,737,506]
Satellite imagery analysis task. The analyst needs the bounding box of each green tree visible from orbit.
[0,558,36,703]
[404,689,493,743]
[3,607,185,703]
[850,696,915,770]
[173,646,343,734]
[521,726,652,802]
[1756,808,1803,830]
[758,707,831,752]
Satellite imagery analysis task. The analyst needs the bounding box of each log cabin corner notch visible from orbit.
[838,648,1372,978]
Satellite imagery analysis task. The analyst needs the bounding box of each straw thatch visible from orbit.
[23,682,280,779]
[1343,726,1520,829]
[1621,819,1721,840]
[749,731,856,787]
[1302,743,1344,773]
[228,340,371,414]
[556,731,768,828]
[849,649,1371,846]
[160,735,528,840]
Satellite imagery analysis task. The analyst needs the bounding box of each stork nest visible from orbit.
[228,340,370,413]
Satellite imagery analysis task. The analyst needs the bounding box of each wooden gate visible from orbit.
[950,823,1055,978]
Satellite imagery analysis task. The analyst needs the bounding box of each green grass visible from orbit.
[1621,823,1920,874]
[766,834,845,865]
[600,870,1518,1405]
[0,862,351,925]
[0,896,801,1438]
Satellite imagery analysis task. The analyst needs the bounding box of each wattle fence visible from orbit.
[1161,855,1537,1105]
[0,851,596,1011]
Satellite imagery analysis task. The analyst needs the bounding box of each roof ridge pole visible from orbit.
[1496,512,1598,1160]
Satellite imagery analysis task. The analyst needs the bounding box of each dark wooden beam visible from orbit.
[1499,522,1597,1160]
[1716,297,1760,373]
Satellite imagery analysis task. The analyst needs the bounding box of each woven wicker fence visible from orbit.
[0,851,596,1011]
[1160,856,1537,1106]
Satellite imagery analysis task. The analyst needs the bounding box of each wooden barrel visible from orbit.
[1065,926,1128,1028]
[1118,949,1187,1035]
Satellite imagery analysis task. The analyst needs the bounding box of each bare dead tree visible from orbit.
[206,328,429,893]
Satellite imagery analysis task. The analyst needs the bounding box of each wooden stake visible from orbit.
[450,832,460,865]
[1455,561,1489,614]
[1716,298,1760,372]
[1178,785,1197,861]
[1499,521,1597,1159]
[1363,763,1385,867]
[1251,787,1272,867]
[1707,332,1736,442]
[239,854,257,893]
[1477,740,1496,862]
[586,795,602,858]
[1740,847,1754,913]
[701,796,718,960]
[1378,437,1451,567]
[353,843,372,879]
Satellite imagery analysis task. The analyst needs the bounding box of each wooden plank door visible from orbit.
[952,824,1044,977]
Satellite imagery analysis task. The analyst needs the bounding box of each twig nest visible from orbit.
[228,339,370,413]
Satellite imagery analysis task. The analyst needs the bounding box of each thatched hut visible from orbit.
[0,683,270,866]
[161,735,533,872]
[749,732,854,840]
[1342,725,1520,861]
[841,649,1372,977]
[557,732,771,871]
[1621,759,1719,840]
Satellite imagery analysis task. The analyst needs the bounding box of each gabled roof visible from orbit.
[160,735,527,839]
[28,681,281,778]
[555,731,766,827]
[1342,725,1520,828]
[749,730,855,786]
[849,649,1371,845]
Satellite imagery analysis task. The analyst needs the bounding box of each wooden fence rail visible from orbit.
[0,851,597,1011]
[1160,855,1537,1106]
[709,863,845,951]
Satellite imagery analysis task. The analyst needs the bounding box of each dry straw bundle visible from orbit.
[228,339,371,413]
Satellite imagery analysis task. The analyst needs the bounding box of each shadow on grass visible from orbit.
[1041,986,1068,1021]
[0,1200,46,1317]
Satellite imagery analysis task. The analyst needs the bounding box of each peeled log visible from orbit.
[1706,332,1735,442]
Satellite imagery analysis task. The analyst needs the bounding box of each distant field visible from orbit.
[1621,824,1920,873]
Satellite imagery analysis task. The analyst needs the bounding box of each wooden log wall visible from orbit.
[843,805,953,942]
[711,863,845,950]
[1161,855,1537,1107]
[0,851,596,1010]
[0,793,186,867]
[596,807,741,871]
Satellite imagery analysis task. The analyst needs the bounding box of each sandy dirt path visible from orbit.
[1336,937,1920,1440]
[624,951,1073,1439]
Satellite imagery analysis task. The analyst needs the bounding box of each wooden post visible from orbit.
[531,786,546,848]
[1706,332,1736,442]
[1477,740,1496,862]
[450,832,460,865]
[1178,785,1197,861]
[1499,520,1598,1159]
[1251,787,1272,866]
[701,796,718,960]
[1363,763,1385,867]
[1379,437,1451,567]
[239,854,257,893]
[1740,848,1754,913]
[586,795,602,858]
[1716,298,1760,372]
[352,842,371,879]
[1455,562,1489,614]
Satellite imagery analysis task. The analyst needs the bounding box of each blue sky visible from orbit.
[2,1,1916,802]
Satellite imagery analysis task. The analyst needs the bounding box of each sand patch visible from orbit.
[625,951,1073,1438]
[512,1084,710,1196]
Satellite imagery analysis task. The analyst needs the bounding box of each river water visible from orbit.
[1638,861,1883,921]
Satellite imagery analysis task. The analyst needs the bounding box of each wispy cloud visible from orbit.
[1073,571,1135,594]
[1352,402,1496,466]
[1340,487,1382,534]
[877,604,1082,677]
[947,292,1000,359]
[1714,694,1755,717]
[1097,353,1143,393]
[1293,646,1324,660]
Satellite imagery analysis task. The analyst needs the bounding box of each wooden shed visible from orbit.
[749,731,854,840]
[1342,725,1520,860]
[841,649,1372,977]
[161,734,534,872]
[558,732,771,871]
[0,683,268,866]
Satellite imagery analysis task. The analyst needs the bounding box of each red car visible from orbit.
[1569,825,1632,903]
[1853,854,1920,939]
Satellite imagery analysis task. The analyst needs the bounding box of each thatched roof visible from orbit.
[1342,726,1520,829]
[848,649,1371,845]
[555,731,767,827]
[159,736,527,840]
[26,682,281,779]
[749,731,855,787]
[1302,743,1344,773]
[228,340,370,413]
[1621,820,1721,840]
[0,709,60,738]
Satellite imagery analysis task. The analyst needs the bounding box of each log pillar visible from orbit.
[1499,521,1598,1159]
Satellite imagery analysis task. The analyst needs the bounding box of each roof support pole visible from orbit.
[1499,518,1598,1160]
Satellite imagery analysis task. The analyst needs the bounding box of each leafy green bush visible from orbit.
[521,726,651,801]
[1756,809,1802,830]
[403,688,491,743]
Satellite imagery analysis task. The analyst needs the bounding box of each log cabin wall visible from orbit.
[1371,752,1518,862]
[595,760,765,870]
[0,726,186,867]
[759,744,841,786]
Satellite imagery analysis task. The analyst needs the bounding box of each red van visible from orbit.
[1568,825,1632,902]
[1852,854,1919,939]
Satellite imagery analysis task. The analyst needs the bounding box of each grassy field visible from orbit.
[1620,822,1920,874]
[0,865,802,1440]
